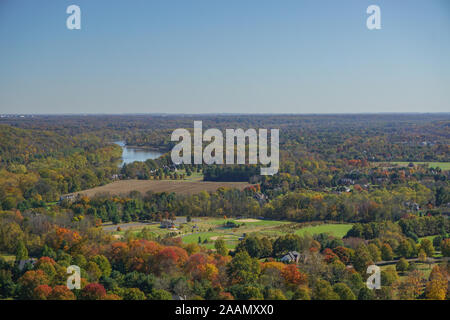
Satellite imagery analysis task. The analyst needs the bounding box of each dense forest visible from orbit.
[0,125,122,207]
[0,114,449,300]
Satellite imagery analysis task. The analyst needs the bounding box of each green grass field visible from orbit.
[179,218,290,249]
[181,232,239,249]
[294,223,353,238]
[391,162,450,171]
[104,217,353,250]
[0,253,15,263]
[181,220,353,248]
[174,169,204,181]
[380,262,435,282]
[110,222,174,238]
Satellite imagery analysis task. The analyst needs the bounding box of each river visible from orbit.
[114,141,163,166]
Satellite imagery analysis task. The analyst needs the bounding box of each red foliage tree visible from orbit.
[281,264,308,286]
[36,256,56,267]
[323,248,339,263]
[49,285,76,300]
[33,284,52,300]
[46,227,82,252]
[81,283,107,300]
[185,253,211,274]
[333,246,352,264]
[19,270,50,299]
[154,246,188,274]
[108,240,162,273]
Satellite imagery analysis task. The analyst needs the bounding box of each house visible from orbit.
[336,186,351,193]
[281,251,300,264]
[17,258,37,271]
[59,194,76,202]
[160,220,175,229]
[253,193,267,204]
[340,178,355,185]
[404,201,420,212]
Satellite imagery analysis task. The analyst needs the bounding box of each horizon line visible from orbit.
[1,112,450,117]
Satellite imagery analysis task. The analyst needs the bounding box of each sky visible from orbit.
[0,0,449,114]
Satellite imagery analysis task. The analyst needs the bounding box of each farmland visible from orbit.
[1,114,449,301]
[105,217,352,250]
[178,218,293,249]
[294,223,354,238]
[390,162,450,171]
[70,179,252,197]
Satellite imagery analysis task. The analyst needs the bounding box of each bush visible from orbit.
[333,283,356,300]
[122,288,146,300]
[149,289,172,300]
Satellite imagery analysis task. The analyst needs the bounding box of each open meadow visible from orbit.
[104,217,353,250]
[294,223,354,238]
[390,162,450,171]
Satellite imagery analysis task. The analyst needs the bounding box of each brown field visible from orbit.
[69,179,252,197]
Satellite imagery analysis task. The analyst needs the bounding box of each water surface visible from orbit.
[114,141,163,166]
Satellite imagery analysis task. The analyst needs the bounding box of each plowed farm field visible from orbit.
[70,179,252,197]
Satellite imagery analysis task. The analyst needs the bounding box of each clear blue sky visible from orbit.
[1,0,449,114]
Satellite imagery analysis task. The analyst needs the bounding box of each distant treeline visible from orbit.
[345,216,449,240]
[203,165,260,182]
[0,125,122,207]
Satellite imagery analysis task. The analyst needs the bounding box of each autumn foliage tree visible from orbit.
[395,270,424,300]
[441,239,450,257]
[19,270,50,299]
[33,284,52,300]
[48,285,76,300]
[425,266,448,300]
[153,246,188,275]
[80,283,107,300]
[281,264,307,287]
[333,246,352,264]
